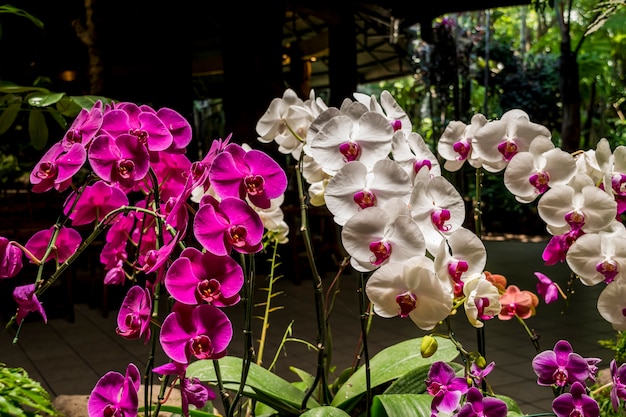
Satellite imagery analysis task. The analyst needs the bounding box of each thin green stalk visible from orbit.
[213,359,232,416]
[474,167,487,391]
[256,237,281,368]
[357,272,371,417]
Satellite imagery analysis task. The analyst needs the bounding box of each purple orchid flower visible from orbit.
[552,381,599,417]
[193,195,264,256]
[100,102,173,152]
[88,363,140,417]
[13,284,47,325]
[25,226,82,264]
[532,340,590,387]
[116,286,152,342]
[159,302,233,364]
[30,142,87,193]
[61,100,104,150]
[156,107,193,152]
[610,359,626,411]
[190,135,231,192]
[0,236,23,279]
[146,152,192,202]
[153,361,215,417]
[457,387,508,417]
[65,180,129,226]
[535,272,560,304]
[425,361,469,415]
[470,360,495,387]
[88,133,151,190]
[542,229,584,266]
[165,247,243,307]
[209,142,287,209]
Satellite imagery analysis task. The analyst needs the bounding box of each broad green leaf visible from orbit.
[370,394,432,416]
[331,336,458,409]
[289,365,316,388]
[0,85,49,94]
[70,95,111,109]
[27,92,66,107]
[0,5,44,28]
[0,102,20,134]
[28,109,48,150]
[56,96,83,117]
[497,394,524,415]
[300,406,351,416]
[187,357,320,413]
[383,361,464,395]
[48,107,68,130]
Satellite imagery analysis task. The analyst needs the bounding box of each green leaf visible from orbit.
[331,336,458,409]
[27,92,66,107]
[187,357,320,413]
[0,102,20,134]
[289,365,316,388]
[383,361,464,395]
[28,109,48,150]
[300,406,351,416]
[0,85,49,94]
[48,107,69,130]
[70,95,111,109]
[370,394,433,416]
[497,394,524,415]
[0,5,44,28]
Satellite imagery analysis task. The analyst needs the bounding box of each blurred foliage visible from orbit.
[0,363,61,417]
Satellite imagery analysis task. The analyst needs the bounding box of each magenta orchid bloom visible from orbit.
[116,286,152,342]
[25,226,82,264]
[425,361,469,415]
[88,363,140,417]
[30,142,87,193]
[65,180,129,226]
[159,303,233,364]
[0,236,23,278]
[156,107,193,152]
[193,195,264,256]
[457,387,508,417]
[470,361,495,386]
[535,272,560,304]
[209,143,288,209]
[88,133,151,189]
[610,359,626,411]
[13,284,47,325]
[146,152,192,201]
[61,100,103,150]
[532,340,591,387]
[165,247,243,307]
[152,361,215,417]
[100,102,173,151]
[552,381,599,417]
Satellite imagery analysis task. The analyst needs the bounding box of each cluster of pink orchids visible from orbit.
[1,87,626,416]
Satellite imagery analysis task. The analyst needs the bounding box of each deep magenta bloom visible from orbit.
[156,107,192,152]
[193,195,264,256]
[88,363,140,417]
[552,381,599,417]
[100,102,173,151]
[153,361,215,417]
[160,303,233,364]
[610,359,626,411]
[457,387,508,417]
[209,143,287,209]
[165,247,243,307]
[116,286,152,342]
[88,133,151,189]
[61,101,103,150]
[66,180,129,226]
[425,361,469,415]
[535,272,559,304]
[0,236,23,278]
[542,229,584,266]
[25,226,82,264]
[147,152,192,201]
[30,142,86,193]
[532,340,590,387]
[13,284,47,325]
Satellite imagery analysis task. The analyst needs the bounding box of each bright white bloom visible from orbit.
[253,194,290,244]
[503,136,577,203]
[307,178,330,207]
[353,90,413,134]
[473,109,551,173]
[537,173,617,236]
[409,176,466,255]
[391,130,441,183]
[256,88,306,142]
[437,113,487,172]
[307,111,394,176]
[341,198,425,272]
[303,101,368,156]
[434,227,487,298]
[597,280,626,331]
[324,159,412,226]
[365,256,453,331]
[566,221,626,286]
[463,273,502,328]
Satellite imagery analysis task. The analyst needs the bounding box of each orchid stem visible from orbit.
[357,272,372,417]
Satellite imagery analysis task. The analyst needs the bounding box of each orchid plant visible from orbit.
[2,86,626,417]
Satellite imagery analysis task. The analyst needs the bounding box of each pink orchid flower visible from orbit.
[193,195,264,256]
[100,102,173,151]
[209,142,288,209]
[88,363,140,417]
[497,284,539,320]
[116,285,152,342]
[165,247,243,307]
[156,107,193,152]
[25,226,82,264]
[30,142,86,193]
[535,272,560,304]
[159,303,233,364]
[13,284,47,325]
[0,236,23,278]
[88,133,151,189]
[61,100,104,150]
[65,180,129,226]
[152,361,215,417]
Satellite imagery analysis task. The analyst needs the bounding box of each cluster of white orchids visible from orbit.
[256,87,626,334]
